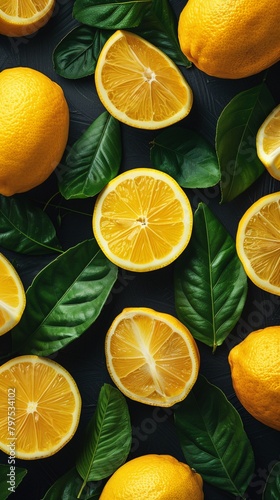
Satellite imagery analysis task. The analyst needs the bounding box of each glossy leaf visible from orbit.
[174,375,255,497]
[150,127,220,188]
[0,195,62,255]
[42,467,103,500]
[76,384,131,483]
[0,465,27,500]
[73,0,150,29]
[216,83,275,202]
[53,25,112,79]
[174,203,247,350]
[131,0,191,67]
[263,462,280,500]
[12,239,118,356]
[58,112,121,199]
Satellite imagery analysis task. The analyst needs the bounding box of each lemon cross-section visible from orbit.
[105,308,200,407]
[95,30,193,130]
[0,355,81,459]
[93,168,193,272]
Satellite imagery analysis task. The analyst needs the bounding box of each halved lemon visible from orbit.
[0,355,82,459]
[0,253,26,336]
[236,192,280,295]
[105,307,200,407]
[92,168,193,272]
[256,104,280,179]
[0,0,55,37]
[94,30,193,130]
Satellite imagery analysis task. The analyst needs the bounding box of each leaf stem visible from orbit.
[36,199,92,217]
[77,477,87,499]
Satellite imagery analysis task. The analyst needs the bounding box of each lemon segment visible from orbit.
[0,355,81,459]
[93,168,193,272]
[256,104,280,179]
[95,30,193,130]
[236,192,280,295]
[0,253,26,336]
[105,307,200,407]
[0,0,55,36]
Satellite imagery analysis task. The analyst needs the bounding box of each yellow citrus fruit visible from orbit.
[0,355,82,459]
[105,307,200,407]
[95,29,193,129]
[0,253,26,336]
[0,66,69,196]
[99,454,204,500]
[256,104,280,179]
[228,326,280,431]
[236,192,280,295]
[92,168,193,272]
[178,0,280,79]
[0,0,55,37]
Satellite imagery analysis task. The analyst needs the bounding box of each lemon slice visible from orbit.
[0,253,26,335]
[105,307,200,407]
[256,104,280,179]
[236,192,280,295]
[92,168,193,272]
[95,30,193,130]
[0,0,55,37]
[0,355,82,459]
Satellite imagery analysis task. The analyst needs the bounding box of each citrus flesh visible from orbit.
[105,307,200,407]
[0,253,26,336]
[0,0,55,37]
[99,454,204,500]
[178,0,280,79]
[256,104,280,179]
[228,326,280,431]
[95,30,193,129]
[92,168,193,272]
[0,67,69,196]
[0,355,81,459]
[236,192,280,295]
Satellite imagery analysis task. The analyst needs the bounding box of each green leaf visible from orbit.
[58,112,121,200]
[53,25,112,79]
[131,0,191,67]
[216,83,275,202]
[76,384,131,485]
[42,467,103,500]
[174,203,247,350]
[174,375,255,497]
[12,239,118,356]
[263,462,280,500]
[150,127,220,188]
[73,0,150,29]
[0,464,27,500]
[0,195,62,255]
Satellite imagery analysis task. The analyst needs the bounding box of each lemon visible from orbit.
[100,454,204,500]
[92,168,193,272]
[95,29,193,129]
[0,253,26,336]
[0,355,82,459]
[105,307,200,407]
[0,0,55,37]
[228,326,280,431]
[256,104,280,179]
[0,67,69,196]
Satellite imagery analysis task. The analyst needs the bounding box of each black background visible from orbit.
[0,0,279,499]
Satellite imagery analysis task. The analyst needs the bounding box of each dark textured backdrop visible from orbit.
[0,1,279,499]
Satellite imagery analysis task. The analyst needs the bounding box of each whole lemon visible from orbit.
[228,326,280,430]
[0,67,69,196]
[99,454,204,500]
[178,0,280,79]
